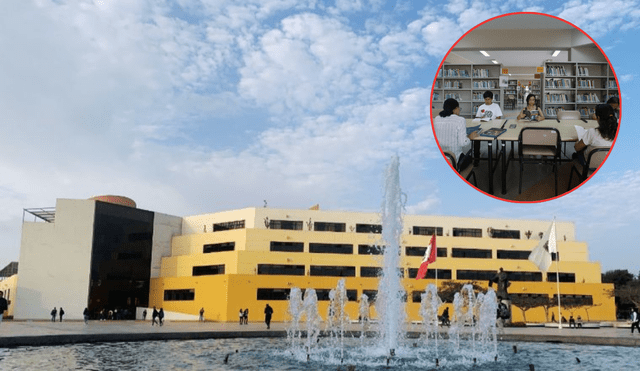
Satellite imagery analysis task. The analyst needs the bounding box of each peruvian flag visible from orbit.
[415,235,437,280]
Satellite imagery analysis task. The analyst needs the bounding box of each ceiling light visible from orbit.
[491,59,499,64]
[552,50,561,57]
[480,50,490,57]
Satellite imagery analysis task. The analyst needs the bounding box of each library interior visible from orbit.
[431,14,620,201]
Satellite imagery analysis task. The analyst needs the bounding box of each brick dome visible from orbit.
[89,195,136,208]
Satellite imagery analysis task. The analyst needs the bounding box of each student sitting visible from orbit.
[590,96,619,121]
[575,104,617,154]
[517,94,545,121]
[433,98,479,170]
[475,91,502,120]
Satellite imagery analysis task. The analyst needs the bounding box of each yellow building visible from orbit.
[149,207,615,324]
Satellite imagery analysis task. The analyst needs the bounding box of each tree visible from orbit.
[602,270,635,288]
[438,281,483,303]
[510,294,551,323]
[610,281,640,309]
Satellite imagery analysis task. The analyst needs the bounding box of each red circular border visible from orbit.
[430,12,621,203]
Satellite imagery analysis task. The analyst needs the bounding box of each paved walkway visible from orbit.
[1,320,639,348]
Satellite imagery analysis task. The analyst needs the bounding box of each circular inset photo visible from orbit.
[431,12,620,202]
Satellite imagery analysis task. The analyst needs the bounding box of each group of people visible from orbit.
[238,304,274,329]
[150,306,165,326]
[50,307,65,322]
[434,90,619,174]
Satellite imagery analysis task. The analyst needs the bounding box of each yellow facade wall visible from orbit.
[152,273,615,323]
[151,208,614,324]
[0,274,18,318]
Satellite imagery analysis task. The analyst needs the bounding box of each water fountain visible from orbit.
[283,155,501,368]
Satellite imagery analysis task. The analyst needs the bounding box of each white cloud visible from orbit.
[557,0,632,37]
[239,13,385,114]
[619,74,634,82]
[421,18,464,57]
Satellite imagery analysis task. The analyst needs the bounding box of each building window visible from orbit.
[192,265,225,276]
[456,270,496,281]
[413,226,443,236]
[314,222,346,232]
[362,290,378,302]
[508,271,542,282]
[360,267,381,277]
[257,264,305,276]
[452,228,482,238]
[490,229,520,239]
[496,250,531,260]
[203,242,235,253]
[269,220,303,230]
[358,245,383,255]
[408,268,452,279]
[164,289,195,301]
[309,243,353,254]
[315,289,358,301]
[270,241,304,252]
[257,288,290,300]
[355,224,382,234]
[405,246,447,257]
[547,272,576,283]
[310,265,356,277]
[452,248,492,259]
[553,294,593,305]
[213,220,245,231]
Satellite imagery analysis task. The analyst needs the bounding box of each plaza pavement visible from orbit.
[1,320,639,348]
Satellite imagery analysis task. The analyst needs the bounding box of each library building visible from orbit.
[11,196,615,324]
[431,13,620,201]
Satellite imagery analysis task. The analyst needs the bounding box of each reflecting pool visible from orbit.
[0,338,638,370]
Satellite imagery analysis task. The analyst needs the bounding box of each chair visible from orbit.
[567,146,610,191]
[444,151,477,186]
[518,128,561,196]
[557,110,580,120]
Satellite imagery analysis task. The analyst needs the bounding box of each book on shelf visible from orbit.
[577,66,590,76]
[472,69,490,78]
[546,65,568,76]
[576,92,600,103]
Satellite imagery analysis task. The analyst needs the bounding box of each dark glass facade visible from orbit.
[88,201,155,318]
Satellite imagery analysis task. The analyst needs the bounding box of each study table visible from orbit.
[465,118,598,195]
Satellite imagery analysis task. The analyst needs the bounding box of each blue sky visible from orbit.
[1,0,638,274]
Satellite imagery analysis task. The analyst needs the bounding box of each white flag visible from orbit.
[528,221,556,272]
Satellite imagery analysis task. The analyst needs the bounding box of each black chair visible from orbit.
[444,151,477,186]
[567,146,610,191]
[518,127,561,196]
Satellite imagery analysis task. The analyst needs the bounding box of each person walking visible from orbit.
[158,308,165,326]
[0,292,8,324]
[199,307,205,322]
[51,307,57,322]
[243,308,249,325]
[631,308,640,334]
[83,308,90,324]
[152,307,159,326]
[59,307,65,322]
[264,304,273,329]
[239,308,244,325]
[142,309,147,321]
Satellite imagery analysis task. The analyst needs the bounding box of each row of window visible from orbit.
[186,262,577,283]
[203,241,546,260]
[164,287,591,304]
[253,264,576,282]
[260,220,522,239]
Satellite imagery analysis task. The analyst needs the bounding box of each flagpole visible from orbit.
[553,217,562,330]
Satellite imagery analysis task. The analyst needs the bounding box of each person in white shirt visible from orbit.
[434,98,479,170]
[575,104,617,151]
[475,91,503,120]
[631,308,639,334]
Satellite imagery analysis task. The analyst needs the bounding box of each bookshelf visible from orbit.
[540,61,620,118]
[433,63,504,118]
